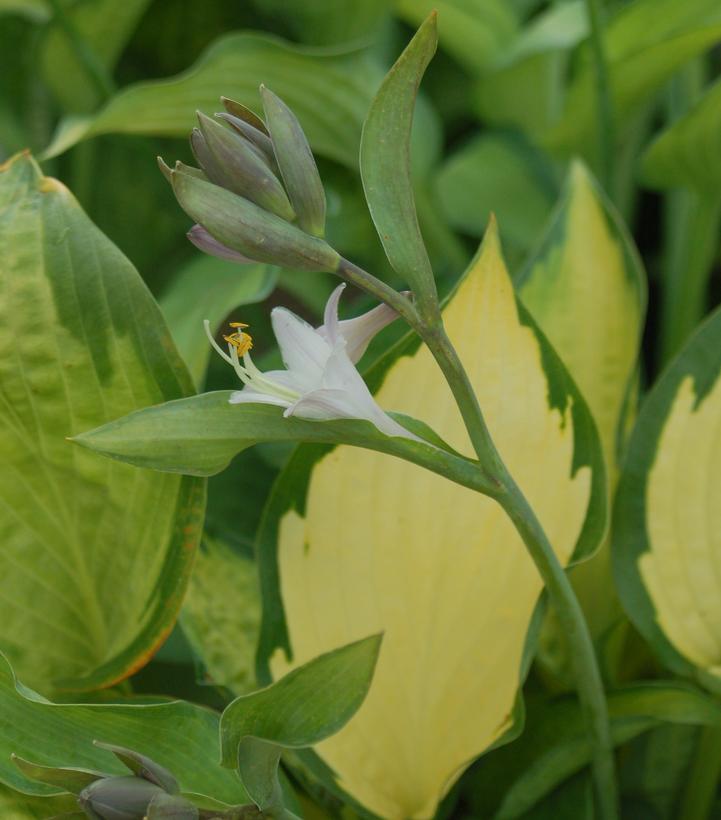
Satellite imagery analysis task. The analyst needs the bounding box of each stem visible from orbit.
[335,257,618,818]
[44,0,115,102]
[497,480,618,819]
[679,726,721,820]
[585,0,614,195]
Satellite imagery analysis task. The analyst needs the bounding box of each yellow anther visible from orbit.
[223,323,253,356]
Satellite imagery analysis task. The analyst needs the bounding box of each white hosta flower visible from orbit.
[205,284,416,439]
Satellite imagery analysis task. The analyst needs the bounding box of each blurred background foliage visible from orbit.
[1,0,721,817]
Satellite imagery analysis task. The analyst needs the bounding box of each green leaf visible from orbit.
[10,757,104,794]
[434,133,555,249]
[472,2,587,134]
[0,782,77,819]
[0,152,204,693]
[359,13,438,306]
[614,304,721,694]
[160,257,277,386]
[42,33,386,168]
[394,0,517,75]
[39,0,151,112]
[255,224,606,819]
[181,537,261,695]
[252,0,391,45]
[642,76,721,193]
[0,0,48,21]
[0,651,247,806]
[467,683,721,819]
[219,636,381,808]
[544,0,721,159]
[71,392,495,497]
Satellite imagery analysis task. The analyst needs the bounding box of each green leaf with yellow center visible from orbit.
[518,161,646,659]
[256,221,606,820]
[614,305,721,694]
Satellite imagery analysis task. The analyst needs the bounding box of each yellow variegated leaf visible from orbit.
[615,306,721,693]
[257,223,605,819]
[518,161,646,652]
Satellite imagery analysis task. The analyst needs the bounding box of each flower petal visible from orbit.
[188,225,254,263]
[228,390,290,408]
[317,285,399,363]
[271,307,332,382]
[287,387,415,439]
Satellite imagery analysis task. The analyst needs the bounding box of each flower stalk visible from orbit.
[333,258,619,820]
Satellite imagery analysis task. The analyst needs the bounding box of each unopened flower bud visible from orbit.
[168,165,340,271]
[260,85,326,237]
[78,775,164,819]
[196,112,295,221]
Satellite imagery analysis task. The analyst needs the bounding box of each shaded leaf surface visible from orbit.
[0,152,204,692]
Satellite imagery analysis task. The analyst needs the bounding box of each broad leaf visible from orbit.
[395,0,517,75]
[518,161,645,649]
[40,0,150,112]
[255,223,606,819]
[181,537,261,695]
[220,636,380,809]
[253,0,391,45]
[0,783,76,819]
[160,257,277,386]
[43,33,385,168]
[472,2,587,134]
[360,13,438,303]
[614,304,721,694]
[0,652,246,806]
[435,133,555,249]
[0,152,204,692]
[544,0,721,159]
[642,76,721,193]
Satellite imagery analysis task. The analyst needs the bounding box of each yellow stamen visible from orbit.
[223,322,253,356]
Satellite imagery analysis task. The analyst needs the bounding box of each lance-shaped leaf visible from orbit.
[72,394,499,499]
[255,222,606,819]
[167,167,339,272]
[518,161,646,649]
[0,152,204,693]
[42,34,385,167]
[642,76,721,193]
[468,682,721,818]
[0,652,246,806]
[360,13,438,306]
[614,305,721,694]
[220,636,381,810]
[261,86,326,237]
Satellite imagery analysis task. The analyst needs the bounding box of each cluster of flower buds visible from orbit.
[159,88,340,273]
[14,741,199,819]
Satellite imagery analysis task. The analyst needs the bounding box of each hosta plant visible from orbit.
[1,2,721,820]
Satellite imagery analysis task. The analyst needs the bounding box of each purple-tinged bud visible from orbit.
[196,112,295,221]
[187,224,254,263]
[260,85,326,238]
[78,775,164,819]
[169,167,340,272]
